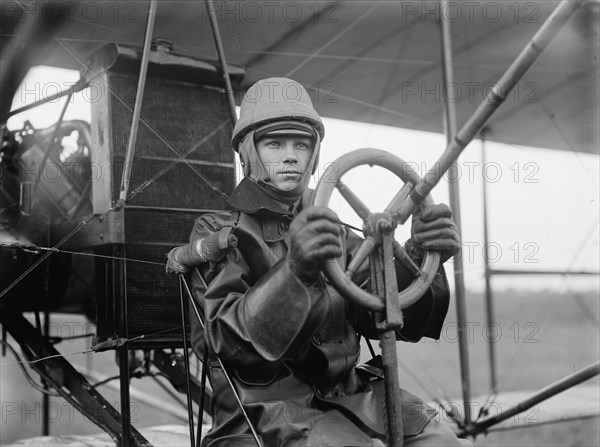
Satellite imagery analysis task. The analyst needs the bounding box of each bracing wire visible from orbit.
[127,121,232,201]
[286,1,383,78]
[0,242,166,267]
[0,212,95,300]
[0,327,180,368]
[0,339,62,397]
[56,39,231,202]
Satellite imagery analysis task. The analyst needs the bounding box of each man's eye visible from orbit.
[267,141,280,148]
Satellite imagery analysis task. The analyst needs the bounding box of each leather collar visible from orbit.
[227,177,297,216]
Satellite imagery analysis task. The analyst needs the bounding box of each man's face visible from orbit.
[255,134,314,191]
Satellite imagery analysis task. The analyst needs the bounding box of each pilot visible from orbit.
[185,78,469,446]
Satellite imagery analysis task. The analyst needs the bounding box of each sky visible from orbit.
[7,66,600,293]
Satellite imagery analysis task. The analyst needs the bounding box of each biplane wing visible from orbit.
[1,0,598,153]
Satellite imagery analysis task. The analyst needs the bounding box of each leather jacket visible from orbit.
[189,178,450,447]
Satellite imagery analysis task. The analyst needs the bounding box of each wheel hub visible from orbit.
[363,212,397,243]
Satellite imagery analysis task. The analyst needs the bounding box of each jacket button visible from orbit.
[280,220,289,231]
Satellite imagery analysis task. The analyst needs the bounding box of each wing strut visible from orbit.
[113,2,158,444]
[439,0,472,428]
[480,130,498,398]
[462,361,600,438]
[118,0,158,205]
[204,0,238,126]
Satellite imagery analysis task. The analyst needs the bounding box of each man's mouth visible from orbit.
[280,170,302,177]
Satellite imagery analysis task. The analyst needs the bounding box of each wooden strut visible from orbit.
[462,361,600,437]
[0,312,151,446]
[204,0,238,126]
[439,0,472,428]
[118,0,158,204]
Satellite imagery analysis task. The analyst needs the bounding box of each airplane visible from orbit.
[1,1,598,446]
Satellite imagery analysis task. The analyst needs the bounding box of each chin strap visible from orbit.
[238,130,321,204]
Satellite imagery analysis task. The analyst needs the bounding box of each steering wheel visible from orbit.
[312,148,441,312]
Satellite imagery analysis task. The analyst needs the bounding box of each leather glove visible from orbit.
[287,206,343,283]
[409,203,461,263]
[165,246,189,274]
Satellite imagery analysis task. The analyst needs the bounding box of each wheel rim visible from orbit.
[312,148,440,311]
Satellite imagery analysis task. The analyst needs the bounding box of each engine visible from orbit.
[0,120,94,314]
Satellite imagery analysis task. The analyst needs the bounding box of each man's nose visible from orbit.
[282,142,298,162]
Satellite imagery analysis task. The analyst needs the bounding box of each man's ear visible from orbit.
[239,152,250,177]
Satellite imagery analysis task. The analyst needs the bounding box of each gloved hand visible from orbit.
[287,206,343,283]
[409,203,461,263]
[165,246,189,274]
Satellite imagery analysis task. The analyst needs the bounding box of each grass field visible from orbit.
[379,288,599,400]
[1,288,598,445]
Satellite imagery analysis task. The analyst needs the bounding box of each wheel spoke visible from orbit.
[346,236,376,278]
[337,180,371,221]
[384,182,413,215]
[392,240,422,276]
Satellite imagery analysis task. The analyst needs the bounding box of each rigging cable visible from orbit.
[286,1,383,78]
[0,339,62,397]
[1,241,166,266]
[0,212,95,301]
[0,327,180,368]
